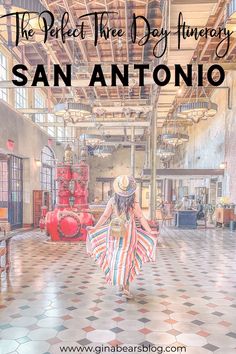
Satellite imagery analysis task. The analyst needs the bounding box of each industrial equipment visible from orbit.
[44,146,94,242]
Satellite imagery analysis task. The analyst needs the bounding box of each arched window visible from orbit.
[40,146,56,205]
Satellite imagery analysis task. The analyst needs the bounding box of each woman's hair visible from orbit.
[114,193,135,218]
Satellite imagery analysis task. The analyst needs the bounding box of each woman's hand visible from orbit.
[87,226,96,232]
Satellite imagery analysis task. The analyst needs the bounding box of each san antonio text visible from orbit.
[12,64,225,87]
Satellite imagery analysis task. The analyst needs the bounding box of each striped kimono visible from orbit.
[88,198,157,286]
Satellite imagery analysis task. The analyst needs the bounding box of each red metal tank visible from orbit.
[72,162,89,209]
[45,154,94,242]
[57,210,81,240]
[56,164,72,208]
[72,162,89,182]
[57,181,71,208]
[56,164,72,180]
[73,183,88,209]
[45,208,94,242]
[45,210,56,237]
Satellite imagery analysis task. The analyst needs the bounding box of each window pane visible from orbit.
[15,87,27,109]
[0,52,8,102]
[34,91,45,123]
[40,146,57,206]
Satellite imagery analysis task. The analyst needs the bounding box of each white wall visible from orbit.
[0,100,64,225]
[88,148,145,201]
[172,71,236,202]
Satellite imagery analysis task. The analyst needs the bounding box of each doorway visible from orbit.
[8,155,23,229]
[0,158,8,221]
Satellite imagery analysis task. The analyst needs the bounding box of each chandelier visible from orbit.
[84,134,105,147]
[93,146,112,158]
[226,0,236,37]
[54,103,93,123]
[160,115,189,146]
[157,146,175,159]
[161,132,189,146]
[175,60,218,124]
[177,101,218,124]
[0,0,46,44]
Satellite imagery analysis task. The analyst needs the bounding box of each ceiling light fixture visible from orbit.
[175,57,218,124]
[161,132,189,146]
[94,151,112,158]
[54,102,93,123]
[0,0,46,44]
[177,101,218,123]
[160,114,189,147]
[84,134,105,147]
[157,147,175,158]
[93,146,112,158]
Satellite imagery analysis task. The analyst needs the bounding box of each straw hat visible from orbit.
[113,175,137,197]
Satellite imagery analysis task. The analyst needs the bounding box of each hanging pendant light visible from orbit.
[177,101,218,123]
[84,134,105,147]
[55,103,93,116]
[93,146,112,158]
[54,102,93,124]
[0,0,47,45]
[175,59,218,124]
[161,132,189,146]
[159,115,189,147]
[157,146,175,158]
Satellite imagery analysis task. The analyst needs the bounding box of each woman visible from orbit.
[87,175,158,299]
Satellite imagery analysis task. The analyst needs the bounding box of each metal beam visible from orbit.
[143,169,225,177]
[0,78,156,88]
[17,105,153,114]
[149,110,157,220]
[92,141,146,146]
[131,127,136,177]
[96,177,144,183]
[40,121,150,128]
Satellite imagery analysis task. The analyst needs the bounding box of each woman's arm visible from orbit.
[88,198,113,231]
[134,201,157,234]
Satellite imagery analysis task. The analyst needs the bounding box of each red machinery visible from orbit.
[44,148,94,242]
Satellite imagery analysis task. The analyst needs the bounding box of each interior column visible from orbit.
[150,111,157,220]
[131,127,135,177]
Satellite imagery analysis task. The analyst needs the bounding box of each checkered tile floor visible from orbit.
[0,227,236,354]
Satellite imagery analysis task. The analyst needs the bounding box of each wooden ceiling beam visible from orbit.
[199,1,226,60]
[104,0,120,98]
[60,0,89,63]
[124,0,130,63]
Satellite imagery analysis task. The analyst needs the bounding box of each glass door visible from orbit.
[0,159,8,220]
[8,156,23,229]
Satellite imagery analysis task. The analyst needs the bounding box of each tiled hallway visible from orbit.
[0,228,236,354]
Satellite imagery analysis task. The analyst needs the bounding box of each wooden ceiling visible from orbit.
[23,0,163,104]
[1,0,236,130]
